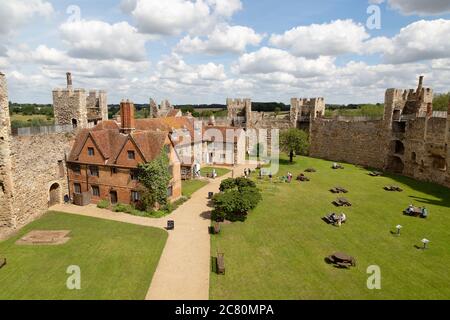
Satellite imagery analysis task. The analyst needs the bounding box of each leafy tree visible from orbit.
[274,106,281,116]
[280,128,309,163]
[433,93,449,111]
[137,152,171,210]
[213,177,262,222]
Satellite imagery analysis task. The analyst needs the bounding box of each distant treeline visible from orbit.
[8,102,53,116]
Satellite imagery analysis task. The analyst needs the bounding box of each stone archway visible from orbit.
[387,156,404,173]
[49,183,61,207]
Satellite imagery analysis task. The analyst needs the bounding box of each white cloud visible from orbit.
[269,19,370,58]
[122,0,242,35]
[59,20,148,62]
[367,19,450,63]
[156,53,226,85]
[234,47,335,78]
[387,0,450,16]
[207,0,242,17]
[0,0,53,34]
[176,24,263,54]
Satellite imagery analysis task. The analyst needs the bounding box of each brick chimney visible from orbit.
[66,72,72,90]
[120,99,135,133]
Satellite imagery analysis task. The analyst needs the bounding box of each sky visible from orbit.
[1,0,450,105]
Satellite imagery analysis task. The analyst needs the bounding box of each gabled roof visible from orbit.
[68,120,172,166]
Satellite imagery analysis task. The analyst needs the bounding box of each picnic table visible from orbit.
[384,185,403,192]
[333,197,352,207]
[330,186,348,194]
[328,252,356,268]
[405,206,422,217]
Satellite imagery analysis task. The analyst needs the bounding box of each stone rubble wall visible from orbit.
[2,132,76,237]
[309,119,388,169]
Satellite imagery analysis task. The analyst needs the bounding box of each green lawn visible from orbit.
[201,166,231,178]
[210,155,450,299]
[182,179,209,197]
[0,212,167,300]
[181,167,231,197]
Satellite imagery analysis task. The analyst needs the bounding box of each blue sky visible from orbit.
[2,0,450,105]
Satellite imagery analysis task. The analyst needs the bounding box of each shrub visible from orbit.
[219,178,236,192]
[212,181,262,222]
[112,203,129,213]
[97,200,109,209]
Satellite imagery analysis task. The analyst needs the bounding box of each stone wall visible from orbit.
[53,88,88,127]
[0,73,14,232]
[310,119,388,169]
[8,132,75,231]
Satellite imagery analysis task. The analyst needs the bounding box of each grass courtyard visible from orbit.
[210,155,450,299]
[0,212,167,300]
[182,166,231,197]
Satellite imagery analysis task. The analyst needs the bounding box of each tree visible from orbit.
[280,128,309,163]
[137,152,171,211]
[213,177,262,222]
[433,93,449,111]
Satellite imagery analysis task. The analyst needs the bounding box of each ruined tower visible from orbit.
[226,98,252,127]
[0,72,15,231]
[53,73,108,129]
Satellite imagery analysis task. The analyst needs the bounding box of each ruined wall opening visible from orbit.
[49,183,61,207]
[387,156,404,173]
[432,156,447,171]
[71,118,78,129]
[392,121,406,133]
[411,152,417,163]
[391,140,405,155]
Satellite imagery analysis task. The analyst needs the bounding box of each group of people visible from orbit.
[405,204,428,218]
[329,212,347,226]
[243,168,252,178]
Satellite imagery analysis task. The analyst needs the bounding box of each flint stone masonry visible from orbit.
[309,119,387,169]
[8,132,75,232]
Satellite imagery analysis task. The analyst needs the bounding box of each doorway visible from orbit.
[110,191,118,204]
[49,183,61,207]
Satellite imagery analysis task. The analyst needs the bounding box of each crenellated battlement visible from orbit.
[53,73,108,128]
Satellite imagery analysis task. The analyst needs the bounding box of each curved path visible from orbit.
[51,164,254,300]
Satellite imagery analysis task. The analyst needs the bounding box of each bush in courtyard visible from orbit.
[213,178,262,222]
[219,178,236,192]
[97,200,109,209]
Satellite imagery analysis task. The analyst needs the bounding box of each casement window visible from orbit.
[111,167,117,174]
[74,183,81,194]
[130,169,139,181]
[89,165,99,177]
[127,150,135,160]
[72,164,81,175]
[167,185,173,197]
[88,147,95,156]
[131,191,141,202]
[92,185,100,197]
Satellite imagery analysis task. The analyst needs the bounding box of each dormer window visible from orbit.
[127,150,135,160]
[88,147,95,156]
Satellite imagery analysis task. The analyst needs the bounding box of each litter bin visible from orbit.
[167,220,174,230]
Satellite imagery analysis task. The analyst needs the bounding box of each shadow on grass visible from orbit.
[363,169,450,209]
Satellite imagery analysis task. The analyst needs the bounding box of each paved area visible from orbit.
[51,163,256,300]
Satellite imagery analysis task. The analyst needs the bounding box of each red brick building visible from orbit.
[67,100,182,206]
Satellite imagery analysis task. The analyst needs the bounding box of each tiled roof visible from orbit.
[68,120,171,165]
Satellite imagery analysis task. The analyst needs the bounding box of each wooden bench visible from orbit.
[216,252,225,275]
[0,257,6,269]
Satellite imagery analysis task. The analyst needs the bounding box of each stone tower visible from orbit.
[0,72,15,231]
[53,72,88,128]
[53,72,108,128]
[226,98,252,128]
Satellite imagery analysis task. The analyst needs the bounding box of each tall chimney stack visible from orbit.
[66,72,73,90]
[120,99,135,133]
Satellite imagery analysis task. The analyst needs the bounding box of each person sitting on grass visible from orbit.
[406,204,414,214]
